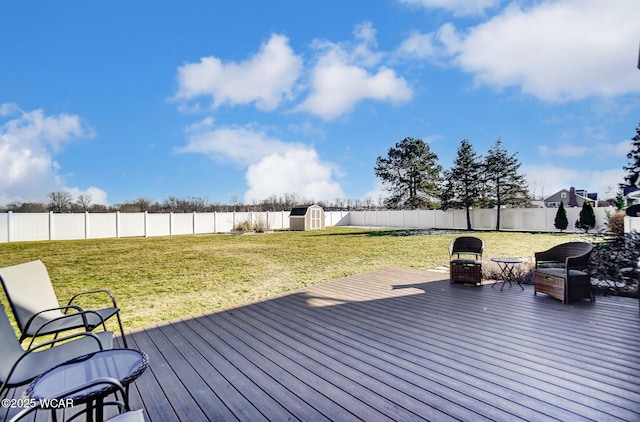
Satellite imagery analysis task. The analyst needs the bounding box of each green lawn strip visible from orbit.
[0,227,584,332]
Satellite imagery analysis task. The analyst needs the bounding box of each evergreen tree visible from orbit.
[483,138,531,231]
[441,139,483,230]
[613,192,625,210]
[374,137,442,209]
[622,121,640,188]
[554,201,568,232]
[578,201,596,233]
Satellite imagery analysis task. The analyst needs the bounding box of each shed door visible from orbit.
[310,208,321,230]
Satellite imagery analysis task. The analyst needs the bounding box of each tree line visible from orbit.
[375,137,530,230]
[0,192,386,214]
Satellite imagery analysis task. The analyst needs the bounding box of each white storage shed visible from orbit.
[289,204,325,231]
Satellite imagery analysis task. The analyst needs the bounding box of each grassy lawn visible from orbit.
[0,227,584,331]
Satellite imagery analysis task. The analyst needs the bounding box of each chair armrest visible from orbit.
[24,308,106,348]
[534,251,563,268]
[566,253,591,271]
[26,331,105,352]
[22,305,85,336]
[535,260,563,269]
[534,250,554,262]
[1,332,105,396]
[67,289,118,308]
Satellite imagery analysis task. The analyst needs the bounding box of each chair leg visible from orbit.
[115,312,128,348]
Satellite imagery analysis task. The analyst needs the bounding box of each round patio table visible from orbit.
[27,349,148,422]
[491,257,525,291]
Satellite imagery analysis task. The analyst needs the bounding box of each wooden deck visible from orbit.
[4,267,640,421]
[120,267,640,422]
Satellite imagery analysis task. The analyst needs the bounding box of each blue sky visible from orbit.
[1,0,639,207]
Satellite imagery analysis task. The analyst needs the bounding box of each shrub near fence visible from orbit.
[0,207,619,243]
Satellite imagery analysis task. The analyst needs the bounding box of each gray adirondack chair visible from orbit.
[0,260,127,348]
[0,303,112,398]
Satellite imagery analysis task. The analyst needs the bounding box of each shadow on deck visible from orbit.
[4,268,640,421]
[127,268,640,421]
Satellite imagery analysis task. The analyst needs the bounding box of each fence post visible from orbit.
[169,212,173,236]
[85,211,89,239]
[116,211,120,238]
[193,211,197,235]
[214,211,217,233]
[144,211,148,237]
[49,211,54,241]
[7,211,13,242]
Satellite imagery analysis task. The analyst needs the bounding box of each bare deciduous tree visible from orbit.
[77,194,93,212]
[48,191,73,213]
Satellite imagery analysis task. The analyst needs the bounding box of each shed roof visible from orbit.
[290,204,321,216]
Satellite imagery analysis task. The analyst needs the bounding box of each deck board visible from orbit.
[120,267,638,421]
[3,267,639,421]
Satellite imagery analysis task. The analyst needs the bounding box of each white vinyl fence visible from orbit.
[625,215,640,233]
[0,207,625,243]
[346,207,615,233]
[0,211,350,243]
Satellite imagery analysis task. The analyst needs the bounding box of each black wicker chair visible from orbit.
[534,242,593,304]
[449,237,484,286]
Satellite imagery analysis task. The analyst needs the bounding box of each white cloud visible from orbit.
[296,23,413,120]
[587,168,627,198]
[174,23,412,120]
[602,139,633,157]
[395,24,462,62]
[350,21,386,67]
[525,164,624,199]
[539,139,631,161]
[398,0,501,17]
[297,63,412,120]
[0,104,99,205]
[178,120,343,202]
[362,179,389,206]
[538,144,587,158]
[437,0,640,101]
[174,34,302,111]
[66,186,109,206]
[1,105,94,152]
[396,31,439,60]
[178,118,300,165]
[245,149,344,203]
